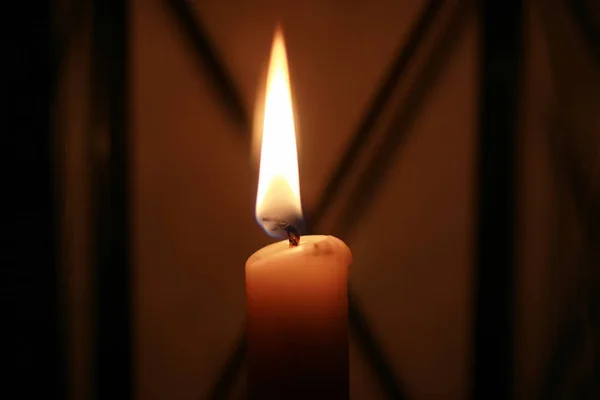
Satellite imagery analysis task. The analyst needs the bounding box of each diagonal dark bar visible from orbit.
[332,1,471,237]
[209,330,247,399]
[90,0,132,397]
[348,293,406,399]
[307,0,445,226]
[326,5,471,399]
[566,0,600,66]
[471,0,522,399]
[167,0,250,133]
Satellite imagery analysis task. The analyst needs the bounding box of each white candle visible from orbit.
[246,26,351,399]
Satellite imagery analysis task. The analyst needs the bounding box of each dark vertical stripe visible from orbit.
[90,0,132,398]
[7,1,65,398]
[472,0,522,399]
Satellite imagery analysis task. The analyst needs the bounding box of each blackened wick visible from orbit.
[284,225,300,247]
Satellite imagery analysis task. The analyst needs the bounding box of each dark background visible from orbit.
[8,0,599,399]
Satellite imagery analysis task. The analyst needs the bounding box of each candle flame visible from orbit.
[255,26,303,238]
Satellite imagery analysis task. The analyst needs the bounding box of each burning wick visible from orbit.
[284,225,300,247]
[259,217,302,247]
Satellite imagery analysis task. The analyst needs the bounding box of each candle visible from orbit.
[246,237,351,399]
[246,27,351,399]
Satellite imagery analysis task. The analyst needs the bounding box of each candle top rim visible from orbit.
[246,235,352,267]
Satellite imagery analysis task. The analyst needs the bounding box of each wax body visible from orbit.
[245,235,351,399]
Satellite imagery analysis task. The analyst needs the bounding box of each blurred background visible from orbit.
[8,0,599,399]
